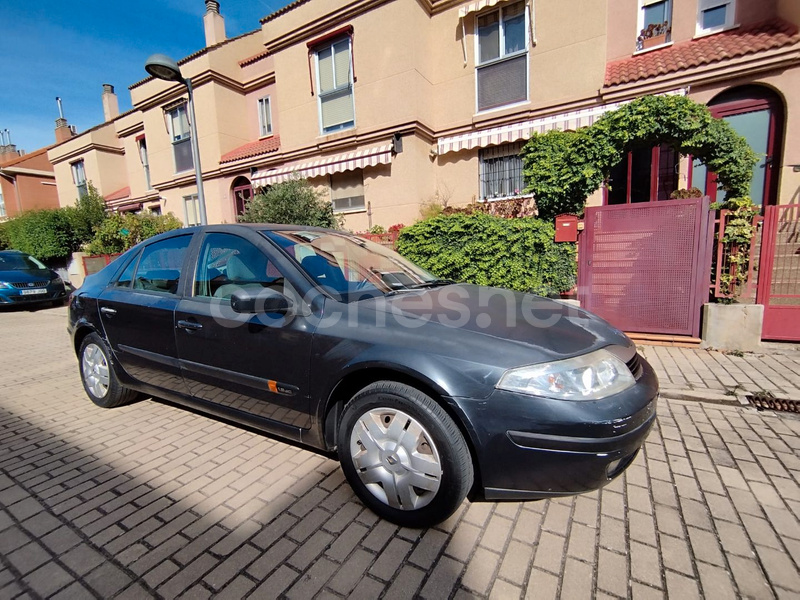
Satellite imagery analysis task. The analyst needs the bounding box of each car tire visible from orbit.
[337,381,473,528]
[79,333,139,408]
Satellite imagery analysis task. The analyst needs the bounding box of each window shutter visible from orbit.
[333,41,351,87]
[318,48,335,93]
[477,54,527,111]
[321,89,355,130]
[331,171,365,211]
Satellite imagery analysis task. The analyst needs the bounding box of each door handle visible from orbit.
[177,320,203,331]
[100,306,117,316]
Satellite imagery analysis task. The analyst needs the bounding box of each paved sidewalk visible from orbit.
[640,345,800,403]
[0,307,799,599]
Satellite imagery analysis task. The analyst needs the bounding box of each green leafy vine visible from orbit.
[521,95,759,221]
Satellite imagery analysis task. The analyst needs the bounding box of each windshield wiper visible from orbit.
[409,279,455,289]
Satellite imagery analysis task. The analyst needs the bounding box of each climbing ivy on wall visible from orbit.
[522,95,759,221]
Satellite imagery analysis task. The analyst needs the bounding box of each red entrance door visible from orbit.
[694,86,784,209]
[756,204,800,341]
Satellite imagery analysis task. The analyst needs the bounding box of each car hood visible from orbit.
[356,283,633,368]
[0,269,55,283]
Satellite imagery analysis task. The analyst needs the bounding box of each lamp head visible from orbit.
[145,54,185,83]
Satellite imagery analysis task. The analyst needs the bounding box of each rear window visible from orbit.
[0,253,47,270]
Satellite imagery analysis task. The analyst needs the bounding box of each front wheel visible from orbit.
[337,381,474,528]
[79,333,139,408]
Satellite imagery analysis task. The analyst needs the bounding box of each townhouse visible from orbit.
[47,0,800,230]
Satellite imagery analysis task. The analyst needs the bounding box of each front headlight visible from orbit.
[0,282,11,290]
[497,349,635,400]
[51,277,63,285]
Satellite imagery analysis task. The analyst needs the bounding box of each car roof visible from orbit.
[154,223,338,239]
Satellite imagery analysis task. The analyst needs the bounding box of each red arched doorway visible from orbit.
[691,85,785,208]
[231,176,254,217]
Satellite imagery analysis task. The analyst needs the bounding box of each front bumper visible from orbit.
[0,285,67,305]
[451,356,659,501]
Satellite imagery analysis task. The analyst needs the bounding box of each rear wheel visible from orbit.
[337,381,473,528]
[79,333,139,408]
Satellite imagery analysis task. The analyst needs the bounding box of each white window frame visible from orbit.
[183,194,201,227]
[71,160,88,198]
[0,184,5,218]
[696,0,736,36]
[257,96,273,138]
[167,103,193,174]
[314,37,356,135]
[137,138,152,190]
[474,1,530,114]
[330,170,366,214]
[637,0,672,50]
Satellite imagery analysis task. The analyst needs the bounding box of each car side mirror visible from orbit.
[230,288,291,314]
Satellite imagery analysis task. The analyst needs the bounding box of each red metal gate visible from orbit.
[756,204,800,341]
[578,197,713,337]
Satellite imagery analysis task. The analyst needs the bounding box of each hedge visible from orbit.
[396,213,576,295]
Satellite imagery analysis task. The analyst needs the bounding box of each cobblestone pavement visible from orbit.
[640,345,800,402]
[1,306,799,599]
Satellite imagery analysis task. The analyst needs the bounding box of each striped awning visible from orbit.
[458,0,506,17]
[436,88,687,155]
[252,143,393,187]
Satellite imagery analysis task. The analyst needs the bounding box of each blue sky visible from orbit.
[0,0,287,153]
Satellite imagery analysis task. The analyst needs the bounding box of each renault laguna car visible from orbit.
[0,250,67,308]
[68,224,658,527]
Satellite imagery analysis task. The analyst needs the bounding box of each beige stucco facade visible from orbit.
[46,0,800,228]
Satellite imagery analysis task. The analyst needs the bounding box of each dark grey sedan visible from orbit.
[68,224,658,527]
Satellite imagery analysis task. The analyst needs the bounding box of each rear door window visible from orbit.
[132,236,191,294]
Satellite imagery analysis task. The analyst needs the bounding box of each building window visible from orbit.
[480,142,525,200]
[183,194,201,226]
[232,176,254,216]
[168,104,193,173]
[137,138,152,189]
[315,38,355,134]
[331,171,365,212]
[0,186,5,218]
[476,1,528,112]
[71,160,88,198]
[637,0,672,50]
[606,145,678,204]
[697,0,735,35]
[258,97,273,138]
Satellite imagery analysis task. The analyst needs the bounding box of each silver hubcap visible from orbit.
[349,408,442,510]
[82,343,109,399]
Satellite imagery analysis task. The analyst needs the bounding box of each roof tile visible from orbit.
[605,19,800,87]
[220,136,280,163]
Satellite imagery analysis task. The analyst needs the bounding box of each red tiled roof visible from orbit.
[239,49,270,67]
[104,186,130,202]
[220,136,280,163]
[605,19,800,87]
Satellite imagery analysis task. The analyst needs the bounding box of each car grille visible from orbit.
[626,353,643,379]
[10,281,49,288]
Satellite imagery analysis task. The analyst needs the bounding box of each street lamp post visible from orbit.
[144,53,208,226]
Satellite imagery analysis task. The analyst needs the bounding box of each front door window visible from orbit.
[607,145,678,204]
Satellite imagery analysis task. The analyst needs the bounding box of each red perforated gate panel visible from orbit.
[757,204,800,341]
[578,198,712,337]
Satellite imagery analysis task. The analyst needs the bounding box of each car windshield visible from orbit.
[263,230,447,302]
[0,253,47,271]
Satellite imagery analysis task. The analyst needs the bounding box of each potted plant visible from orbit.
[637,21,671,50]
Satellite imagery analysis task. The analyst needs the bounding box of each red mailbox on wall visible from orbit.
[554,214,579,242]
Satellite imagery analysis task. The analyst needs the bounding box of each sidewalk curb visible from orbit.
[659,389,744,406]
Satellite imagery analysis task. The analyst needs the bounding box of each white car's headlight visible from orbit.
[497,349,636,400]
